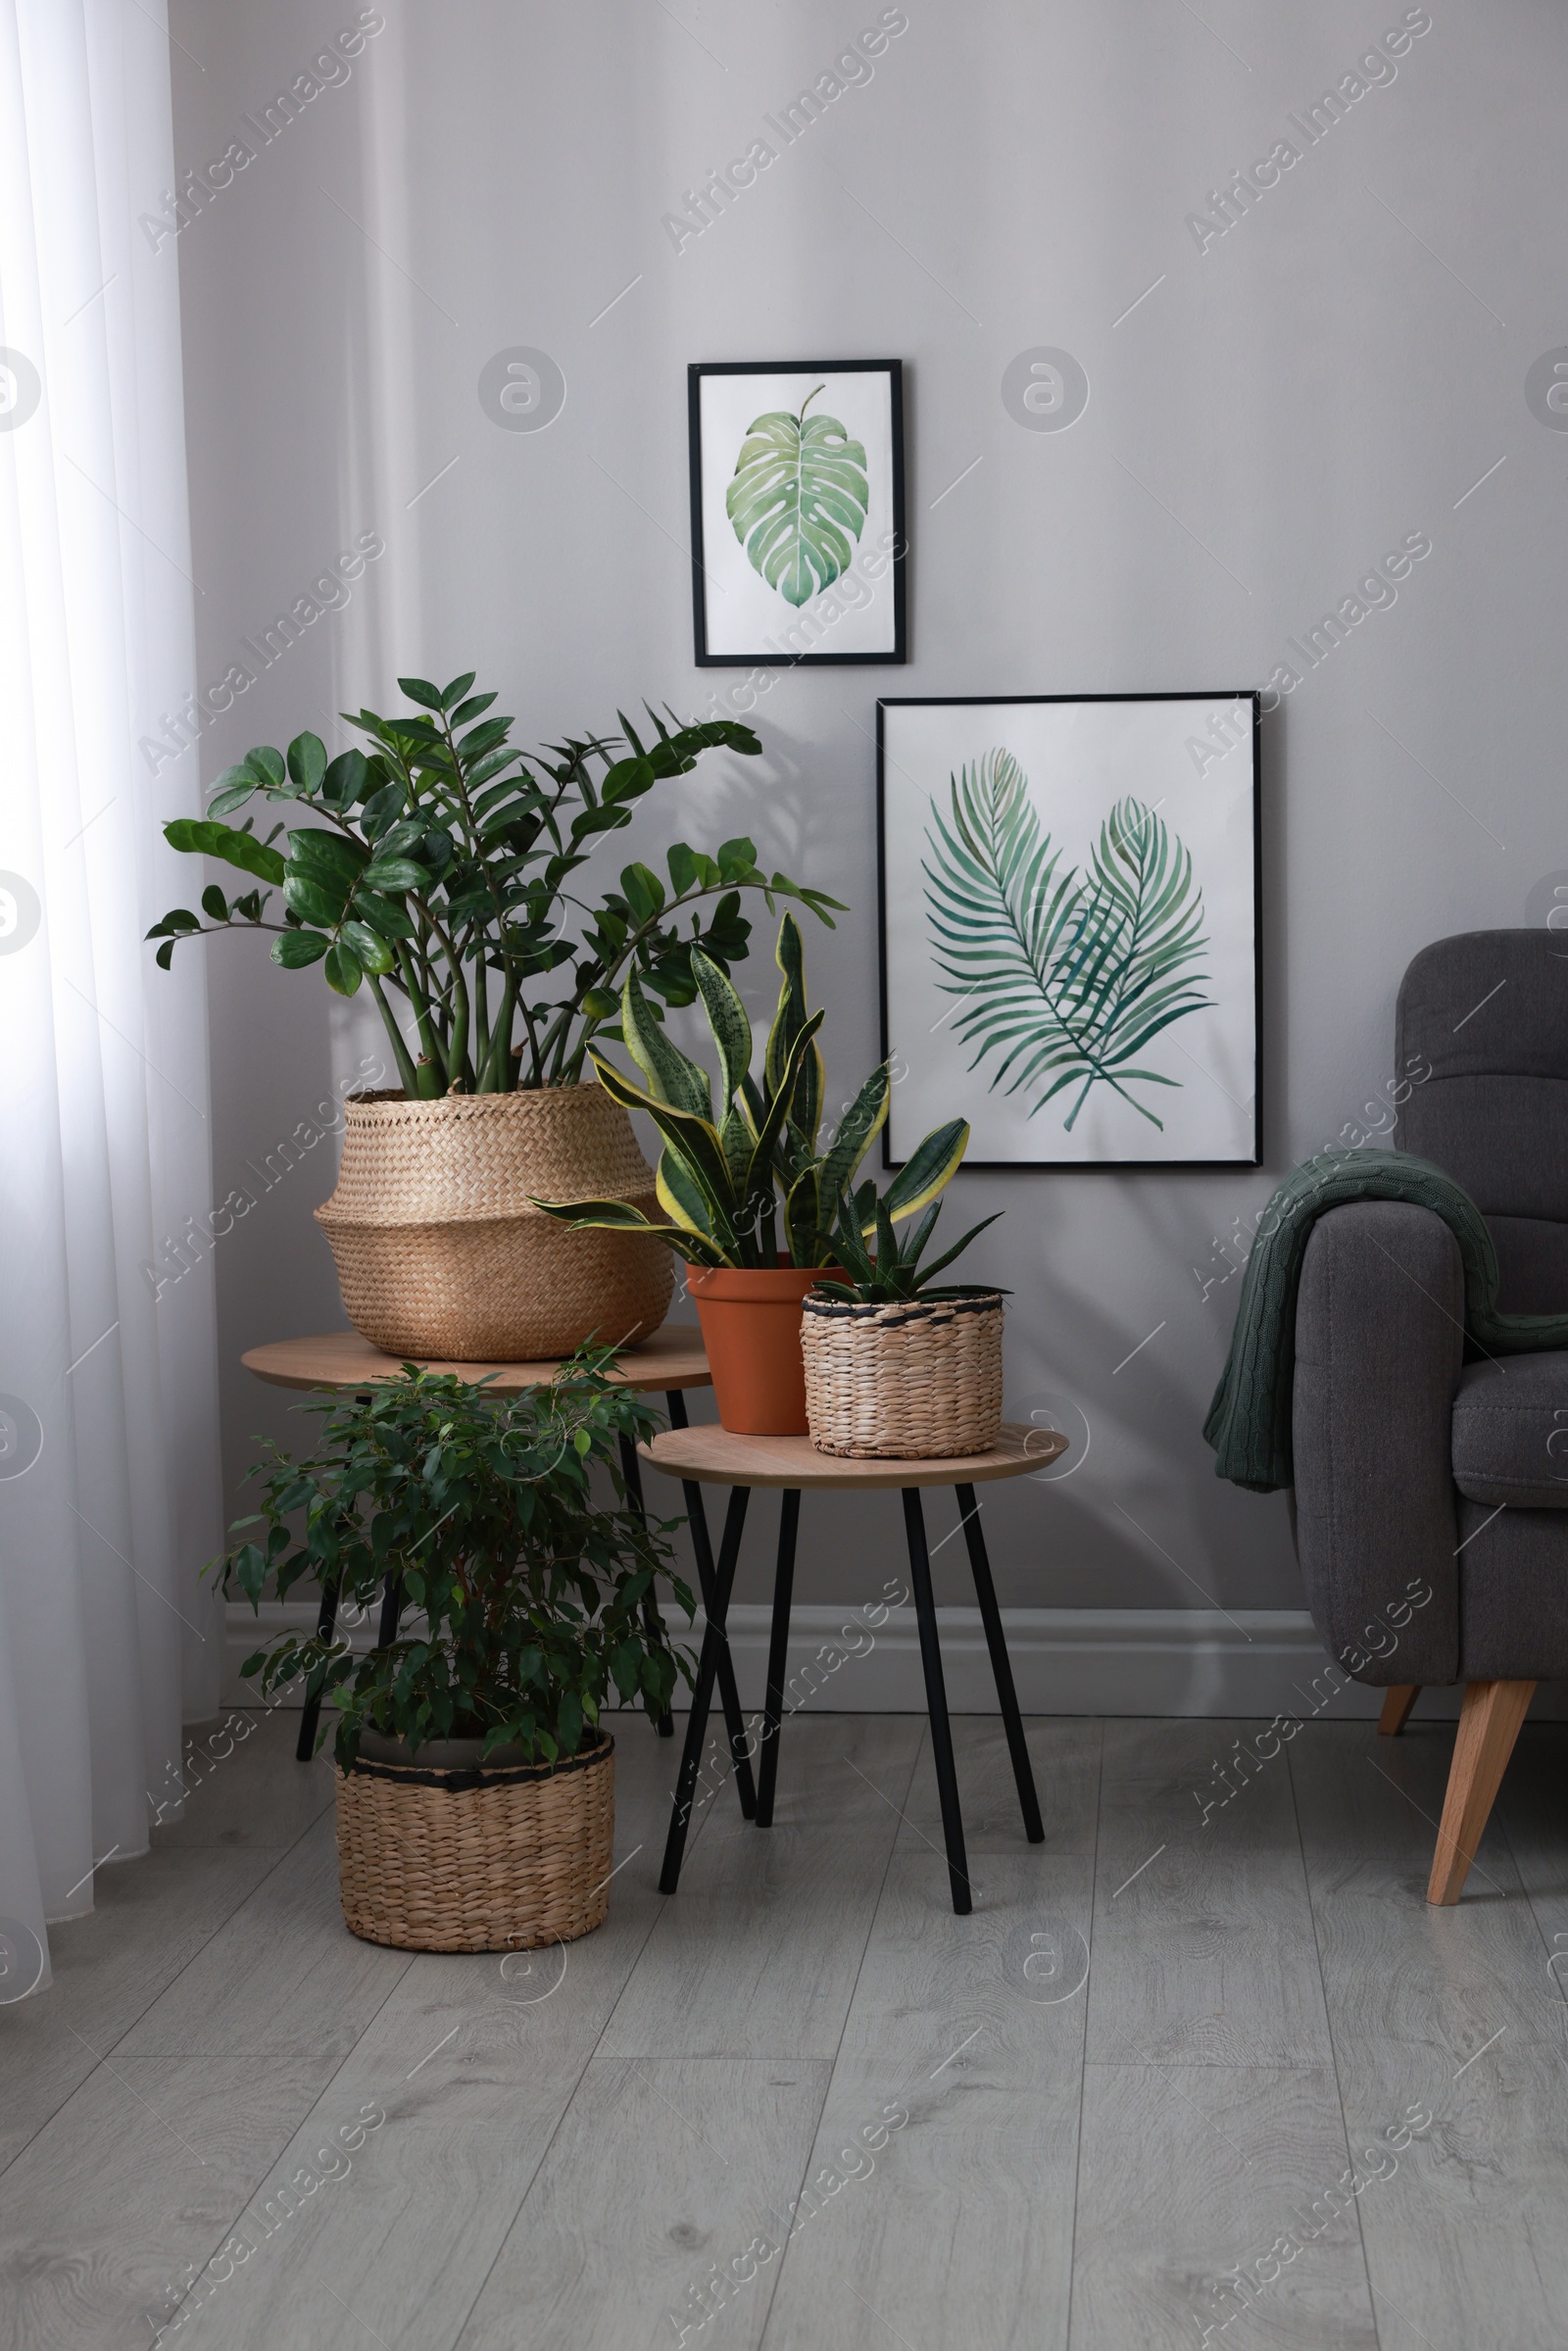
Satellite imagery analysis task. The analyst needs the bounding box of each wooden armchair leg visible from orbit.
[1427,1680,1535,1906]
[1378,1686,1420,1737]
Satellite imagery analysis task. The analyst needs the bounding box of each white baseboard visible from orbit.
[223,1600,1568,1720]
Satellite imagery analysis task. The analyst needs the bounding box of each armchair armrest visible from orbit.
[1292,1200,1461,1686]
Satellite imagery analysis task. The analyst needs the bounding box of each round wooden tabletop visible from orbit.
[241,1323,712,1396]
[637,1419,1067,1492]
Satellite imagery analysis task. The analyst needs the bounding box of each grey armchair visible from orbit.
[1293,929,1568,1903]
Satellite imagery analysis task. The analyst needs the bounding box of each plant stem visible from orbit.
[367,977,420,1097]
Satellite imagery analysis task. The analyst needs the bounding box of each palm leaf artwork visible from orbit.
[725,386,869,606]
[924,749,1212,1133]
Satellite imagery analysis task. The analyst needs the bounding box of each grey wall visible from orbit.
[163,0,1568,1619]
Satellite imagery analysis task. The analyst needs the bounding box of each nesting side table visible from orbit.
[637,1420,1067,1915]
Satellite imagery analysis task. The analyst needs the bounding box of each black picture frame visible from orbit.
[688,359,906,666]
[876,691,1263,1171]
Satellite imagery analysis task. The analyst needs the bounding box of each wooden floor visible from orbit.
[4,1706,1568,2349]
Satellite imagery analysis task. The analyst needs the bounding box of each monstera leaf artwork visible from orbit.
[725,386,870,606]
[923,749,1213,1133]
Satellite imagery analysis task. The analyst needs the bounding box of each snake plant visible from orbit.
[532,913,970,1267]
[811,1191,1004,1305]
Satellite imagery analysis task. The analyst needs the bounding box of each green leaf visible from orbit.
[354,889,417,940]
[724,386,870,606]
[448,690,495,727]
[363,857,427,893]
[322,749,369,808]
[200,884,229,923]
[341,919,396,975]
[618,861,665,925]
[283,872,350,928]
[619,968,711,1119]
[689,950,752,1116]
[146,907,201,939]
[323,940,364,996]
[764,912,822,1146]
[164,817,286,887]
[397,676,444,708]
[271,929,331,969]
[207,763,260,817]
[588,1053,741,1239]
[244,745,286,790]
[286,733,327,794]
[440,671,477,709]
[818,1065,890,1202]
[287,827,369,884]
[881,1118,970,1222]
[665,841,717,897]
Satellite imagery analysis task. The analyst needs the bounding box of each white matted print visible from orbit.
[878,695,1260,1168]
[689,361,906,664]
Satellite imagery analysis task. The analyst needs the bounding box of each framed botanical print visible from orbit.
[688,360,906,665]
[877,693,1261,1169]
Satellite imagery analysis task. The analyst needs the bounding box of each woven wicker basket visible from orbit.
[335,1730,615,1951]
[802,1288,1005,1458]
[315,1085,671,1360]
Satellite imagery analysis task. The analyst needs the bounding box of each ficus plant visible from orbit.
[214,1356,692,1767]
[147,672,843,1098]
[533,911,972,1267]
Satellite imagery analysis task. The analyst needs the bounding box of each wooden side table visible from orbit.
[240,1326,760,1814]
[637,1420,1067,1915]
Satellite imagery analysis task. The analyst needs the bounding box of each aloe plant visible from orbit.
[924,750,1211,1133]
[726,387,870,606]
[147,673,842,1098]
[533,914,970,1267]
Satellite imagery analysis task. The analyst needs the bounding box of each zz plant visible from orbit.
[148,672,842,1098]
[534,912,970,1266]
[216,1357,691,1766]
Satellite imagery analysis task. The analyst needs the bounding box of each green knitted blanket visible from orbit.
[1203,1149,1568,1494]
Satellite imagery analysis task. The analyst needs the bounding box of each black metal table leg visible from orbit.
[295,1571,340,1759]
[376,1569,402,1649]
[667,1390,757,1819]
[620,1431,673,1737]
[755,1489,801,1828]
[955,1483,1044,1843]
[903,1487,972,1915]
[297,1390,369,1761]
[661,1487,752,1893]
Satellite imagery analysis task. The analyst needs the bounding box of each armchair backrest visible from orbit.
[1396,930,1568,1312]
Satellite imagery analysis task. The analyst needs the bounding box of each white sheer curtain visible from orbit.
[0,0,221,1996]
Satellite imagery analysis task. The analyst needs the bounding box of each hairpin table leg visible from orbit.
[904,1486,973,1915]
[956,1482,1043,1843]
[755,1490,801,1828]
[661,1487,752,1893]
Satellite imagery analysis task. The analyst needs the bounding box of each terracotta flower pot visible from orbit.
[688,1262,841,1436]
[315,1084,671,1361]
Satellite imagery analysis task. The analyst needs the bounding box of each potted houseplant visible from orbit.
[148,674,841,1359]
[216,1355,690,1951]
[533,914,971,1435]
[801,1185,1007,1458]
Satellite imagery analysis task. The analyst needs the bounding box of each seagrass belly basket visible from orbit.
[316,1083,670,1361]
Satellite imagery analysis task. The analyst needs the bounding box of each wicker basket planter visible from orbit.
[801,1287,1005,1459]
[315,1084,671,1361]
[335,1729,615,1951]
